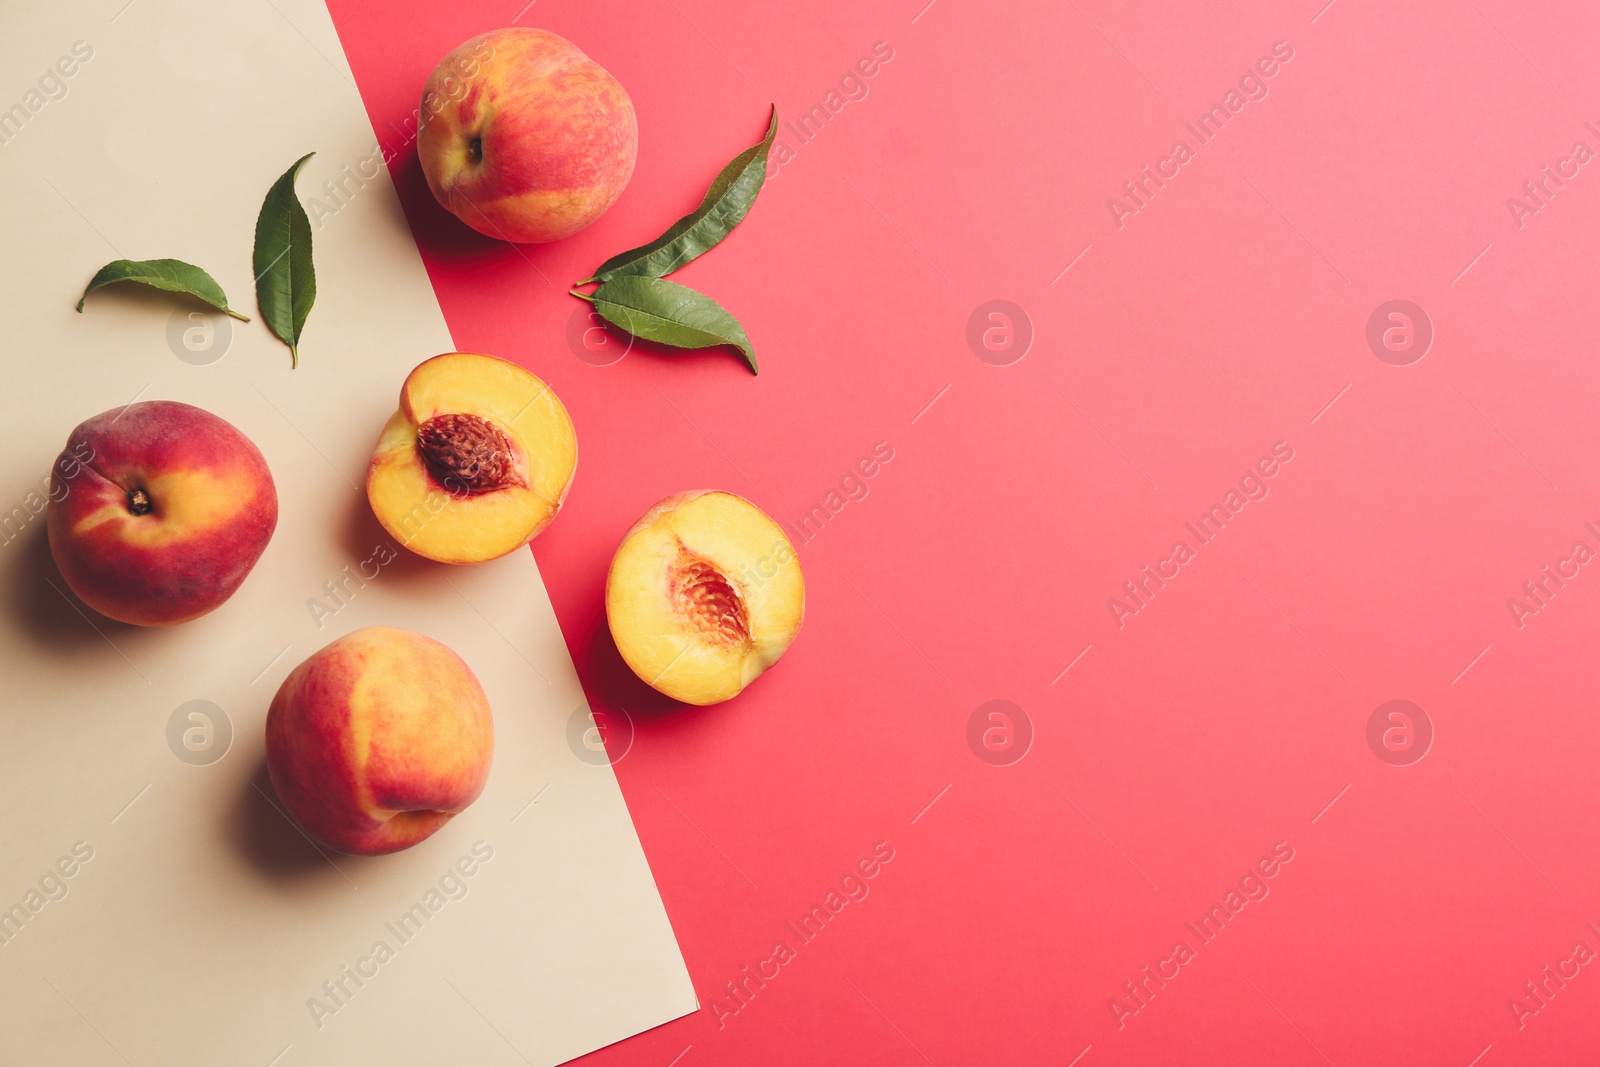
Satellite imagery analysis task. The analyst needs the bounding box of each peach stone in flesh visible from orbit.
[366,352,577,565]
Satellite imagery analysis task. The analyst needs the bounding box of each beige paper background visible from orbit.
[0,1,697,1063]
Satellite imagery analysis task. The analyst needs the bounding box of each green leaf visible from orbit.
[76,258,249,320]
[253,152,317,367]
[574,276,757,374]
[578,106,778,284]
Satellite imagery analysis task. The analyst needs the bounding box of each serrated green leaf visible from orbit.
[76,258,249,320]
[253,152,317,367]
[578,107,777,284]
[574,276,757,374]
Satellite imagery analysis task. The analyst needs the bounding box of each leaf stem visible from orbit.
[225,308,252,322]
[568,290,596,302]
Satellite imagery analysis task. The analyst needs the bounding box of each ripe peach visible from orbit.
[417,28,638,244]
[265,627,494,856]
[606,491,804,705]
[366,352,577,564]
[46,401,277,626]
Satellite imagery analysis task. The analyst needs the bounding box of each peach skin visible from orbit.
[265,627,495,856]
[417,28,637,244]
[46,400,277,626]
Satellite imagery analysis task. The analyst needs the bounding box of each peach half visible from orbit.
[606,491,804,705]
[265,626,494,856]
[366,353,576,564]
[47,400,277,626]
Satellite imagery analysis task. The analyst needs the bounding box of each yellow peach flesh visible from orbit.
[367,352,576,565]
[606,491,804,705]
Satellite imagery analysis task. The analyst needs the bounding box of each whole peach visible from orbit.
[46,401,277,626]
[265,627,494,856]
[417,28,637,244]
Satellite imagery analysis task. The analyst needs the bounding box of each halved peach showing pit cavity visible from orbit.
[366,353,576,564]
[606,491,804,705]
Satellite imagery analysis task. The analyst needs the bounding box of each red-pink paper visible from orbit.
[326,0,1600,1061]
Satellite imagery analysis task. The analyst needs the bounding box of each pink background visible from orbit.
[325,0,1600,1062]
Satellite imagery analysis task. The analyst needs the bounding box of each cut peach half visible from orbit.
[366,352,576,564]
[606,491,804,705]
